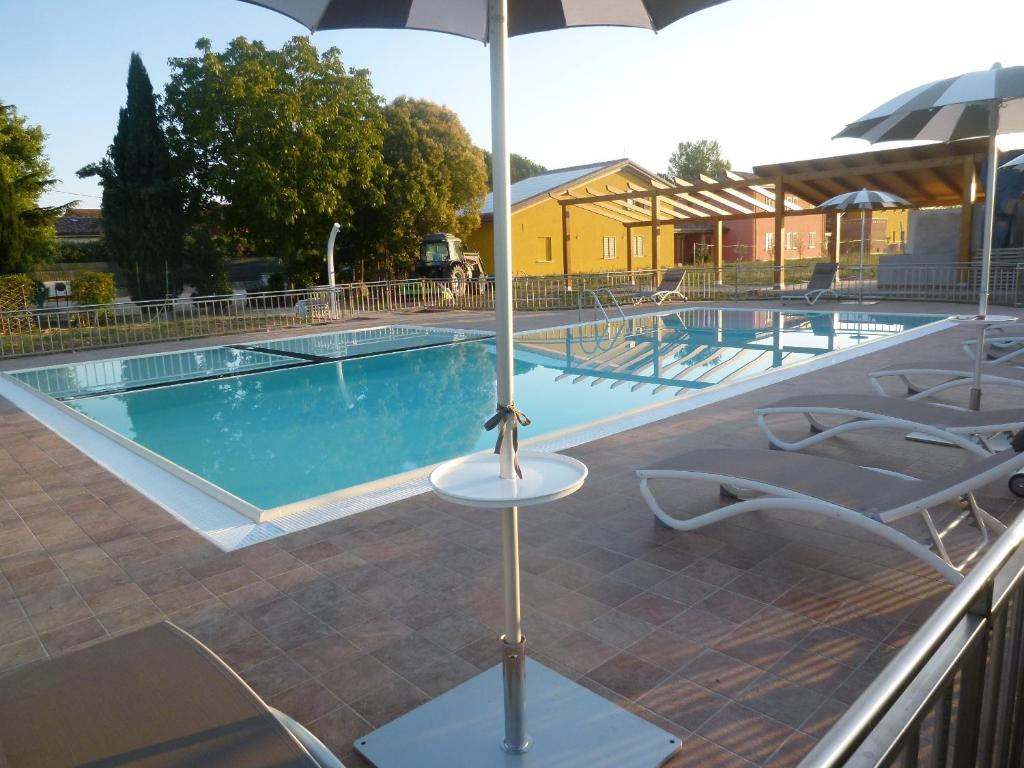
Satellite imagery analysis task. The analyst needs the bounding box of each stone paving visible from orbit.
[0,301,1021,767]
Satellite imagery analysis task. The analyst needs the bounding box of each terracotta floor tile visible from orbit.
[288,633,361,677]
[638,675,729,732]
[627,628,705,674]
[586,652,671,701]
[0,636,46,674]
[350,678,429,728]
[403,651,480,697]
[308,704,373,761]
[540,629,619,675]
[698,703,796,765]
[662,734,754,768]
[37,616,107,656]
[618,587,687,625]
[268,679,342,725]
[578,575,644,607]
[242,653,311,698]
[585,609,657,649]
[737,671,827,729]
[321,653,402,704]
[681,649,762,697]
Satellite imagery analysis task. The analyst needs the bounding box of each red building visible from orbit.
[674,189,828,266]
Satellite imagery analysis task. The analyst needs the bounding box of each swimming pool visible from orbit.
[6,309,942,522]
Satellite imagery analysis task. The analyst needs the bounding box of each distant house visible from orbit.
[466,159,675,277]
[55,209,103,243]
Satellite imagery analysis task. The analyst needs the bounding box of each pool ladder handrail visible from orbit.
[578,287,627,325]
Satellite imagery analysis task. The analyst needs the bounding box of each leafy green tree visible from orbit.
[163,37,386,285]
[79,53,183,300]
[667,139,731,181]
[346,97,487,276]
[0,103,70,273]
[481,150,546,187]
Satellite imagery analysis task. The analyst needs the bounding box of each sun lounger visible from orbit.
[637,435,1024,582]
[632,268,687,305]
[780,262,838,305]
[962,322,1024,364]
[754,394,1024,456]
[868,360,1024,400]
[0,622,345,768]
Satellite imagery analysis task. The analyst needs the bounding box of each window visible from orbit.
[603,236,617,259]
[536,236,552,263]
[764,232,774,252]
[807,232,817,249]
[785,231,800,250]
[632,235,645,258]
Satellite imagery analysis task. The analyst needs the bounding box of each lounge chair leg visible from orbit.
[920,508,955,567]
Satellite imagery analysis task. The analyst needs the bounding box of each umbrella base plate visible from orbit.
[355,658,681,767]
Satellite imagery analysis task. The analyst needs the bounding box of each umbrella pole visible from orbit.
[971,108,1001,410]
[489,0,529,753]
[859,213,866,304]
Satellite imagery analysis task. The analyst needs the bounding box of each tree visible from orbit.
[667,139,731,181]
[481,150,547,187]
[345,97,487,276]
[79,54,183,299]
[0,103,71,273]
[162,37,386,285]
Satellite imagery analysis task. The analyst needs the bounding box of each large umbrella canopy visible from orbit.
[241,0,726,39]
[836,64,1024,143]
[1004,152,1024,169]
[836,63,1024,409]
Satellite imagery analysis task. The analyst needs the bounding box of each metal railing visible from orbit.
[2,260,1021,359]
[800,510,1024,767]
[681,261,1022,306]
[0,271,656,359]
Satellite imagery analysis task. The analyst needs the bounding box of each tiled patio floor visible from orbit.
[1,301,1021,767]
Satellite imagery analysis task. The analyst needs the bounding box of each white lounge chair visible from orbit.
[780,262,838,305]
[868,360,1024,400]
[632,268,687,305]
[754,394,1024,457]
[962,321,1024,364]
[637,437,1024,582]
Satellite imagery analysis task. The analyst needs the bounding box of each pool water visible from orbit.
[9,310,939,512]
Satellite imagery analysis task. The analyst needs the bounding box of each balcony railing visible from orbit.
[800,508,1024,768]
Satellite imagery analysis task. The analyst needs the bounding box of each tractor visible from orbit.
[415,233,486,297]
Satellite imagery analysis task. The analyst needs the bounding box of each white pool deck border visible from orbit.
[0,308,952,551]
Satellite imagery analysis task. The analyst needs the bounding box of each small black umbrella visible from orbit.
[818,189,912,304]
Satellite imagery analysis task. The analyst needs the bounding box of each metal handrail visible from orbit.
[800,509,1024,767]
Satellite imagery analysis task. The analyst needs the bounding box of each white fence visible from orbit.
[1,261,1020,359]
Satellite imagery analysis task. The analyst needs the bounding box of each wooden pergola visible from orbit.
[554,138,990,284]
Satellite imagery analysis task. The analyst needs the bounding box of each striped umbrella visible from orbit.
[819,190,911,303]
[241,1,727,763]
[1004,152,1024,169]
[836,63,1024,409]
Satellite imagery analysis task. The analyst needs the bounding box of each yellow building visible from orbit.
[467,159,676,276]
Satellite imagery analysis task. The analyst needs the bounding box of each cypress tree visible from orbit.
[79,53,182,300]
[0,166,25,274]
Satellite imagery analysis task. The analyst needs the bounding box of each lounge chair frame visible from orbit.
[637,449,1023,583]
[754,404,1020,456]
[780,262,839,306]
[632,268,687,306]
[868,363,1024,400]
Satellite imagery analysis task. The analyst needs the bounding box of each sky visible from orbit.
[3,0,1024,208]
